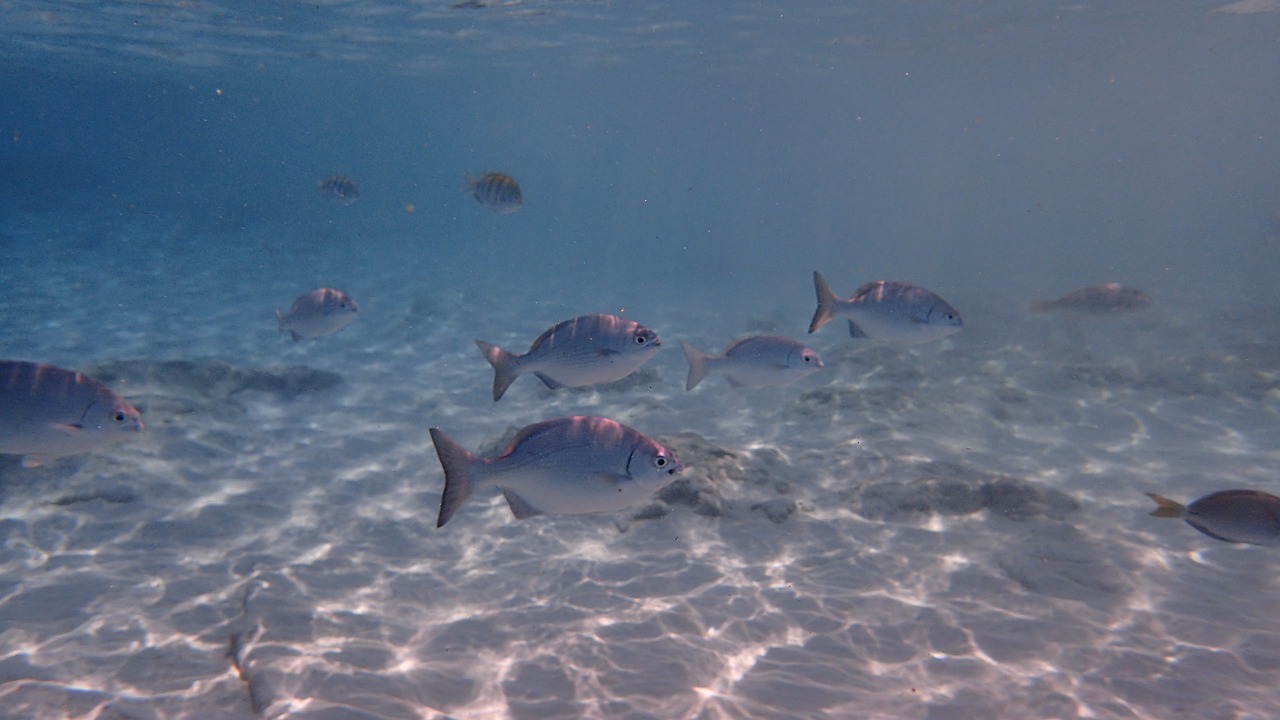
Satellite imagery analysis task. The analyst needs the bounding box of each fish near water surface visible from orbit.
[1030,283,1151,315]
[1147,490,1280,546]
[476,314,661,401]
[809,272,962,344]
[681,336,823,391]
[430,416,682,527]
[0,361,144,467]
[276,288,360,342]
[466,172,523,213]
[317,174,360,205]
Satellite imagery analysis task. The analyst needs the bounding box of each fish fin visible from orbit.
[502,490,545,520]
[431,428,478,528]
[809,271,839,333]
[596,348,622,356]
[1029,300,1051,314]
[476,340,522,401]
[1146,493,1187,519]
[726,376,749,388]
[289,330,302,343]
[275,309,285,336]
[847,320,869,339]
[681,341,709,391]
[532,372,564,390]
[20,455,51,468]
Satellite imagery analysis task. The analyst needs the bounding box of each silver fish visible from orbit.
[430,416,682,527]
[475,314,661,402]
[317,174,360,205]
[0,361,144,467]
[809,272,962,344]
[1147,491,1280,546]
[276,288,359,342]
[1030,283,1151,315]
[681,336,823,391]
[465,172,523,213]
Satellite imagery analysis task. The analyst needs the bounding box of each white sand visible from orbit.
[0,207,1278,720]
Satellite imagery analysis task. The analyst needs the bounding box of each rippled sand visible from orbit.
[1,210,1279,719]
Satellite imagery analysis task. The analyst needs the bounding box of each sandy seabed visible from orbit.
[1,209,1279,720]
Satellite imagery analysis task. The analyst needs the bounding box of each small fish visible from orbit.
[476,314,661,401]
[317,174,360,205]
[1030,283,1151,314]
[1147,490,1280,546]
[681,336,823,391]
[465,172,523,213]
[430,416,682,527]
[809,272,962,344]
[276,288,360,342]
[0,361,144,467]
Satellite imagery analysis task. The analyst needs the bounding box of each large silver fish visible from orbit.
[681,336,823,391]
[0,361,144,467]
[475,314,661,402]
[430,416,682,527]
[1030,283,1151,315]
[1147,490,1280,546]
[809,272,962,344]
[276,288,359,342]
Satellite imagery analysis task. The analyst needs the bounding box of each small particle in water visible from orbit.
[681,335,823,391]
[0,361,144,467]
[465,172,523,213]
[1030,283,1151,314]
[275,288,360,342]
[1146,490,1280,546]
[317,174,360,205]
[430,416,682,527]
[809,272,963,344]
[476,314,661,401]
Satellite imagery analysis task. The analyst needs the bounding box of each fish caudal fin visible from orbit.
[809,271,839,333]
[681,341,710,391]
[475,340,521,401]
[431,428,478,528]
[1146,493,1187,519]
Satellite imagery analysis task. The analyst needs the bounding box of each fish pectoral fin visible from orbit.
[596,348,621,356]
[592,473,629,491]
[51,423,84,434]
[532,372,564,390]
[20,455,52,468]
[503,490,545,520]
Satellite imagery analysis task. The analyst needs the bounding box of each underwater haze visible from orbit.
[2,1,1280,718]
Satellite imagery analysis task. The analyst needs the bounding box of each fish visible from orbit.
[681,336,823,391]
[465,172,523,213]
[475,314,661,401]
[0,361,144,467]
[317,174,360,205]
[430,416,682,527]
[1030,283,1152,314]
[1147,490,1280,546]
[276,288,360,342]
[808,272,963,344]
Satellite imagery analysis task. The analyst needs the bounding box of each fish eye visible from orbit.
[113,412,127,423]
[654,455,667,468]
[635,335,647,345]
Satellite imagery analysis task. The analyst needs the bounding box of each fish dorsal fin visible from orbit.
[503,490,545,519]
[851,281,882,300]
[528,323,563,353]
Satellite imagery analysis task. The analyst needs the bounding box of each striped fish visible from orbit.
[0,361,144,467]
[430,416,682,527]
[276,288,360,342]
[466,172,523,213]
[317,174,360,205]
[809,272,962,344]
[681,336,823,390]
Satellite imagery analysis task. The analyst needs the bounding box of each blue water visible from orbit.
[2,2,1280,719]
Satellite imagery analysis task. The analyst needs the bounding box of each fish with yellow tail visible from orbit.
[1147,490,1280,546]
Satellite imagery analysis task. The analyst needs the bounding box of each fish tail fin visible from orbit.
[1146,493,1187,519]
[431,428,478,528]
[1029,300,1051,314]
[475,340,521,401]
[809,271,839,333]
[681,341,710,391]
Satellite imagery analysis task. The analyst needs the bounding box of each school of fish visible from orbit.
[2,169,1268,548]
